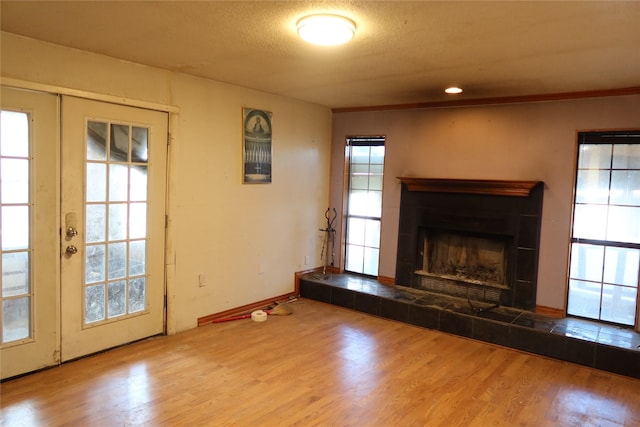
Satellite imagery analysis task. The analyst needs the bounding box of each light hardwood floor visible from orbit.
[1,298,639,426]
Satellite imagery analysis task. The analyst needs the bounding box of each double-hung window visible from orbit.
[344,136,385,276]
[567,131,640,327]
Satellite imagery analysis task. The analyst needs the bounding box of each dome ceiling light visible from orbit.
[296,14,356,46]
[445,87,463,94]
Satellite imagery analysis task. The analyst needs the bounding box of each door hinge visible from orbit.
[165,214,169,229]
[167,132,171,146]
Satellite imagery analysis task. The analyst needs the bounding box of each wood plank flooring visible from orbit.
[1,298,639,426]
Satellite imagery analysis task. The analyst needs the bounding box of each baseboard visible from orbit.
[536,305,565,318]
[198,268,321,326]
[377,275,395,286]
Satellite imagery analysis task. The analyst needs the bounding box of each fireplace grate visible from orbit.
[414,274,502,305]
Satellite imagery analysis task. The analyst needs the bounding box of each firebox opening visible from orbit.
[416,229,510,289]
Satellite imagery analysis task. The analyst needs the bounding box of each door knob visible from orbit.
[65,245,78,255]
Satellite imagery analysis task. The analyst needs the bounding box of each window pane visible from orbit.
[572,204,607,240]
[603,247,639,287]
[131,127,148,163]
[366,191,382,217]
[610,170,640,206]
[364,219,381,248]
[351,146,370,164]
[612,144,640,169]
[607,206,640,244]
[2,252,29,297]
[567,279,601,320]
[600,284,636,325]
[0,111,29,157]
[363,247,379,276]
[1,206,29,250]
[575,169,610,204]
[345,244,364,272]
[86,163,106,202]
[347,218,365,245]
[1,158,29,204]
[85,284,105,323]
[350,164,369,190]
[569,243,604,282]
[87,121,107,161]
[2,297,30,342]
[370,146,385,164]
[348,190,369,217]
[578,144,611,169]
[110,124,129,162]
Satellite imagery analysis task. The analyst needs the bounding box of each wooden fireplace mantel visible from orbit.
[397,177,542,197]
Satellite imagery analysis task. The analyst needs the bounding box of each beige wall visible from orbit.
[1,32,332,332]
[332,96,640,310]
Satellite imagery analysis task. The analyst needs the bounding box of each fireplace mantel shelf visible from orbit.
[397,177,543,197]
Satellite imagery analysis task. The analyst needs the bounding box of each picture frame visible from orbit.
[242,107,272,184]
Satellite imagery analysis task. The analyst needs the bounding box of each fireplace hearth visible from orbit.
[396,178,544,310]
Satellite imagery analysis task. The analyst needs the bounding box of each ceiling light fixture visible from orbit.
[445,87,463,94]
[296,14,356,46]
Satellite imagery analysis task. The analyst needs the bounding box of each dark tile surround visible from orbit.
[300,273,640,379]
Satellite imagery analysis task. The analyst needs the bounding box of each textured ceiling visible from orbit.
[1,1,639,109]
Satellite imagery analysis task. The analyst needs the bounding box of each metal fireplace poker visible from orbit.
[313,208,337,280]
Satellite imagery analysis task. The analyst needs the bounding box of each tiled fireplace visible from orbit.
[395,178,544,310]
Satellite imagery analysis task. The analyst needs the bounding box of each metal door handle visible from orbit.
[65,245,78,255]
[66,227,78,238]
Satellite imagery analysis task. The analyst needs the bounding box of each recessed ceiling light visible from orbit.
[297,14,356,46]
[445,87,463,94]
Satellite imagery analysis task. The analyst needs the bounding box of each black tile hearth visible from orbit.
[300,273,640,379]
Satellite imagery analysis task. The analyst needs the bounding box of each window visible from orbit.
[345,136,385,276]
[567,131,640,327]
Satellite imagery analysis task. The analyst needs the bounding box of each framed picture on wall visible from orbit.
[242,107,272,184]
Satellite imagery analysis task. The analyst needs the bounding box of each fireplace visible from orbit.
[395,178,544,310]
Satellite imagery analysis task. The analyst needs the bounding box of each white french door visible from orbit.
[1,88,168,379]
[1,87,60,379]
[60,96,168,361]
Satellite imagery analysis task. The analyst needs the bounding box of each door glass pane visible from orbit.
[2,297,30,342]
[110,124,129,162]
[1,206,29,250]
[85,284,105,323]
[1,158,29,204]
[130,166,148,201]
[86,204,106,243]
[86,163,106,202]
[108,204,127,241]
[87,121,107,161]
[86,244,106,283]
[108,242,127,280]
[129,240,146,276]
[2,252,29,297]
[129,277,146,313]
[109,164,129,202]
[108,280,126,318]
[131,127,148,163]
[0,111,29,157]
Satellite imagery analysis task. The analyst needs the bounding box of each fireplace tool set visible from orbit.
[313,208,337,279]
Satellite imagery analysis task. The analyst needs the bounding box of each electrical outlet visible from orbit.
[305,255,310,265]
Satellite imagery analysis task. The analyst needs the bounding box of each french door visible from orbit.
[60,96,168,361]
[1,88,168,378]
[1,87,60,379]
